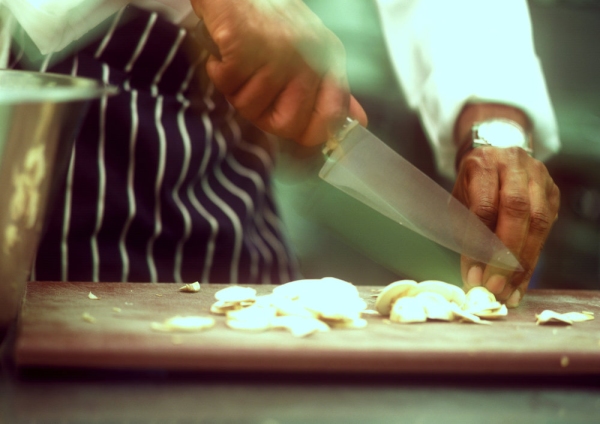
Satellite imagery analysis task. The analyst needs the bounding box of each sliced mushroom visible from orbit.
[449,303,491,325]
[304,297,367,322]
[214,286,257,302]
[226,305,277,332]
[210,300,249,315]
[536,310,595,325]
[414,292,455,321]
[269,296,319,319]
[151,316,215,332]
[273,277,367,323]
[407,280,466,308]
[377,280,474,324]
[474,304,508,319]
[179,281,200,293]
[270,316,330,338]
[465,286,496,304]
[461,286,509,319]
[273,277,360,299]
[82,312,96,323]
[563,311,595,322]
[211,286,258,315]
[390,296,428,323]
[375,280,418,316]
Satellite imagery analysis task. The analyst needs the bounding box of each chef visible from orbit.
[0,0,559,308]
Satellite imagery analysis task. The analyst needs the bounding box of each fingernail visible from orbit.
[506,290,521,308]
[467,266,482,287]
[485,275,506,295]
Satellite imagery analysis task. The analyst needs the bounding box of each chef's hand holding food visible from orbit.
[452,103,560,308]
[190,0,367,146]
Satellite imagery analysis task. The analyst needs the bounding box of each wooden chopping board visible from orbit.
[13,282,600,374]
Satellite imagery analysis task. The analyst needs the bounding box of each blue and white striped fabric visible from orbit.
[13,7,299,284]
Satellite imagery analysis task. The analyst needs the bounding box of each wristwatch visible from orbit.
[471,118,533,155]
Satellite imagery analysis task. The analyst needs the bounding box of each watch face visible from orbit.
[475,120,528,149]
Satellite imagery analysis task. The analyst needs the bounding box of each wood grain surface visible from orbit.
[13,282,600,375]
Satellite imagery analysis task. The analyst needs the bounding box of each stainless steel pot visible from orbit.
[0,70,117,336]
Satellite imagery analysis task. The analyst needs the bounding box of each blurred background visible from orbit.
[273,0,600,289]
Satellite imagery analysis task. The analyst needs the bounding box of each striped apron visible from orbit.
[11,6,299,284]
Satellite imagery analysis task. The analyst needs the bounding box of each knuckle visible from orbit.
[531,157,547,173]
[462,153,486,173]
[500,191,530,218]
[472,200,498,228]
[529,210,554,235]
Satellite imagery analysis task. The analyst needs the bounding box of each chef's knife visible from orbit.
[194,20,522,271]
[320,119,522,270]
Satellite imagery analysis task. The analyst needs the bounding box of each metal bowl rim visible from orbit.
[0,69,118,103]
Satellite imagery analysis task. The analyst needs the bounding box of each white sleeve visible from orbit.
[374,0,561,178]
[0,0,127,56]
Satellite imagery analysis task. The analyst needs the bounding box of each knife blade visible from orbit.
[319,119,522,271]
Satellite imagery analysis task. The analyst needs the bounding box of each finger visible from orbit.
[498,163,560,305]
[454,153,500,290]
[226,61,291,123]
[295,72,350,146]
[505,283,526,309]
[482,152,531,299]
[206,50,263,96]
[461,258,484,292]
[255,62,320,141]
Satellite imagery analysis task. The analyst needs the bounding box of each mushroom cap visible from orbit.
[375,280,418,316]
[407,280,466,308]
[273,277,359,300]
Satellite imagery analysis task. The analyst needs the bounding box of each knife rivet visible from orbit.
[323,118,359,157]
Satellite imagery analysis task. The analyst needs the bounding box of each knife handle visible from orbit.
[195,20,360,161]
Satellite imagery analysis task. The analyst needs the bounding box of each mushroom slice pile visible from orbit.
[376,280,501,324]
[535,310,595,325]
[218,277,368,337]
[210,286,257,315]
[151,316,215,332]
[272,277,368,330]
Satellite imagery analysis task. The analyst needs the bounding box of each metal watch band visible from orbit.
[471,118,533,155]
